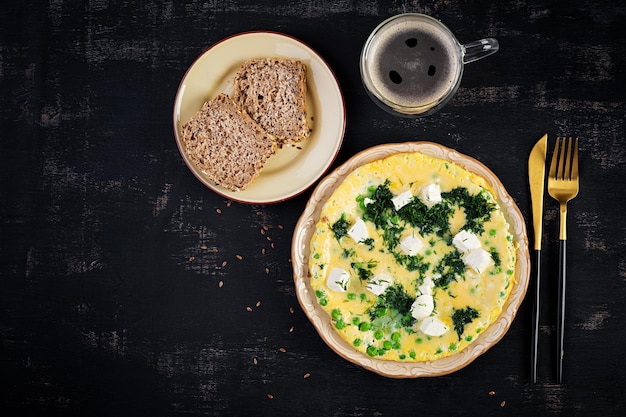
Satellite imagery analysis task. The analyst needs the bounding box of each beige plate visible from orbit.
[173,32,346,203]
[292,142,530,378]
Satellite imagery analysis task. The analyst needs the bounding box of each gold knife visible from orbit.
[528,133,547,384]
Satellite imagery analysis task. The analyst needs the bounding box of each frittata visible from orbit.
[308,152,517,362]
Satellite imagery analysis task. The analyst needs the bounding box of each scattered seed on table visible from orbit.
[221,261,227,267]
[253,357,258,365]
[189,256,195,262]
[500,401,506,407]
[489,391,496,396]
[226,201,232,207]
[278,224,284,229]
[216,208,222,214]
[246,306,252,312]
[200,245,207,250]
[303,373,311,379]
[289,326,294,333]
[256,301,261,307]
[267,394,273,399]
[265,267,270,274]
[256,211,263,216]
[262,248,266,255]
[266,236,272,241]
[279,347,286,353]
[261,228,266,235]
[236,254,243,260]
[289,307,295,314]
[263,225,269,231]
[271,243,275,249]
[218,281,223,288]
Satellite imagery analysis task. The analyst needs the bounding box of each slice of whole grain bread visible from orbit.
[181,94,277,192]
[232,58,310,146]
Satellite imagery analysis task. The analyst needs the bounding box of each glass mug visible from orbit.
[360,13,499,117]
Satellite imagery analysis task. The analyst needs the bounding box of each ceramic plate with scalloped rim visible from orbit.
[291,142,530,378]
[173,32,345,203]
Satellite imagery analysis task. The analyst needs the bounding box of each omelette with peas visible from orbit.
[308,152,517,362]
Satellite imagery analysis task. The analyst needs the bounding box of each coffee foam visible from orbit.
[365,16,461,108]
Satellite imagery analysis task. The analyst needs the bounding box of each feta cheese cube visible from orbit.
[421,183,442,206]
[419,317,449,337]
[348,217,369,244]
[463,248,492,273]
[366,274,392,296]
[418,276,435,296]
[327,268,350,292]
[391,190,413,211]
[400,234,424,256]
[452,230,482,254]
[410,294,434,319]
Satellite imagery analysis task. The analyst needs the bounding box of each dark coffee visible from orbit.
[363,16,461,109]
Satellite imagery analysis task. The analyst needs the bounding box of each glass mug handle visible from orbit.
[462,38,499,64]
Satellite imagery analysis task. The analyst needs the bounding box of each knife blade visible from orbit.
[528,133,547,384]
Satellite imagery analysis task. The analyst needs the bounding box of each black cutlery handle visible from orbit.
[531,249,541,384]
[556,239,567,384]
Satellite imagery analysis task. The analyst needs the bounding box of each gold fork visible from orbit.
[547,136,579,384]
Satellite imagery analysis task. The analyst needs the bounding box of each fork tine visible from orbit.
[572,138,579,179]
[549,137,560,179]
[564,137,573,180]
[557,137,567,180]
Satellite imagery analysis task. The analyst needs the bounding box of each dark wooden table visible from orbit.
[2,1,625,415]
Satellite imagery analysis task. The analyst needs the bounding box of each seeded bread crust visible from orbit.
[181,94,277,192]
[232,58,310,146]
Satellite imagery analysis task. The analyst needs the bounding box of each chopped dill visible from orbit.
[330,213,350,241]
[451,306,480,340]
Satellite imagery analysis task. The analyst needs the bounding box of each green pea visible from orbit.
[353,338,362,347]
[382,340,392,350]
[359,322,371,332]
[347,292,356,300]
[391,332,401,342]
[392,342,401,350]
[319,298,328,306]
[374,330,384,340]
[331,309,341,320]
[335,319,346,329]
[409,351,416,359]
[352,316,360,325]
[366,346,377,357]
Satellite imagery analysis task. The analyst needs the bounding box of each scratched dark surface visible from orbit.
[1,0,625,415]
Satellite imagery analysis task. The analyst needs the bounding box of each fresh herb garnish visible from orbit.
[442,187,495,234]
[393,252,430,275]
[330,213,350,240]
[351,259,378,281]
[341,248,355,259]
[362,237,375,250]
[398,199,453,237]
[451,306,480,340]
[361,181,403,250]
[367,284,416,330]
[433,249,466,289]
[490,247,501,267]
